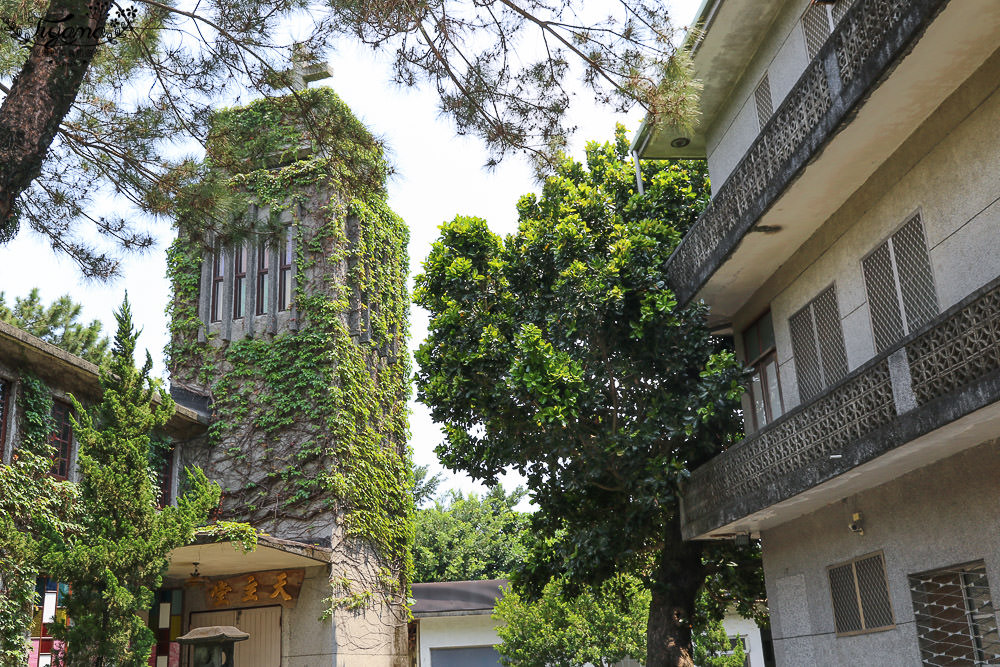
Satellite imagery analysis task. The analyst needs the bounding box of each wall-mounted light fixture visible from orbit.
[671,137,691,148]
[848,512,864,536]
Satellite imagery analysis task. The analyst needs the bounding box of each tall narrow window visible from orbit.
[743,312,783,433]
[0,380,9,463]
[754,73,773,131]
[233,244,247,320]
[256,243,270,316]
[50,401,72,479]
[278,227,294,311]
[155,446,174,508]
[802,3,833,60]
[210,244,225,323]
[31,576,69,664]
[909,561,1000,666]
[862,213,938,352]
[789,285,848,402]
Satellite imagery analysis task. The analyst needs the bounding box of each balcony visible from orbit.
[662,0,1000,315]
[681,276,1000,539]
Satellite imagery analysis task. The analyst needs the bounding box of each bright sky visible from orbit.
[0,0,701,501]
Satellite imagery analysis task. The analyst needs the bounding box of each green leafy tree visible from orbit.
[495,573,650,667]
[0,0,699,277]
[692,615,748,667]
[415,126,764,667]
[0,288,110,365]
[40,297,221,666]
[414,486,530,583]
[496,575,745,667]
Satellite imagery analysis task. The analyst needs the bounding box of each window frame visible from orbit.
[255,241,270,316]
[753,72,774,131]
[909,559,1000,665]
[788,284,849,403]
[210,243,225,323]
[155,445,175,508]
[801,2,834,61]
[0,379,9,463]
[742,312,784,433]
[49,400,73,480]
[278,226,294,312]
[232,244,248,320]
[827,550,896,637]
[861,210,938,352]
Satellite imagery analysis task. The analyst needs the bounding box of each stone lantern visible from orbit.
[177,626,249,667]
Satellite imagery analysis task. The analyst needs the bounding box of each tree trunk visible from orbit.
[0,0,113,234]
[645,514,705,667]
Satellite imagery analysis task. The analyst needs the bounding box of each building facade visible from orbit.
[635,0,1000,664]
[0,320,201,667]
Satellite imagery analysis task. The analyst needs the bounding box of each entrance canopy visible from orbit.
[165,533,330,579]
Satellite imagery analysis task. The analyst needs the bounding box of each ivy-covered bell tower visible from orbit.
[166,87,412,665]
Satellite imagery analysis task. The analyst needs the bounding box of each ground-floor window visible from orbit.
[28,577,68,667]
[429,646,502,667]
[909,560,1000,666]
[827,551,895,635]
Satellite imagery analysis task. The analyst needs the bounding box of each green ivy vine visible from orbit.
[0,373,76,665]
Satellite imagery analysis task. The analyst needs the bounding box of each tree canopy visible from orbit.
[0,288,110,365]
[0,0,699,278]
[415,126,763,667]
[413,485,530,583]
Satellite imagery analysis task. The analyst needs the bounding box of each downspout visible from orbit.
[632,149,645,196]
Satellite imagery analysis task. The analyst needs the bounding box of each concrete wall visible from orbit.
[416,614,500,667]
[415,610,767,667]
[705,0,817,189]
[761,436,1000,666]
[732,50,1000,413]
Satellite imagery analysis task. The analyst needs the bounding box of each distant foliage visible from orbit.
[413,486,530,583]
[412,464,445,508]
[495,573,650,667]
[0,288,110,365]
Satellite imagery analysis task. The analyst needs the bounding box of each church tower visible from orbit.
[166,82,411,665]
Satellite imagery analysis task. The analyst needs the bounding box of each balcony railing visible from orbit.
[665,0,949,307]
[681,276,1000,539]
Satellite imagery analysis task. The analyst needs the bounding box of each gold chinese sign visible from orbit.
[201,568,304,609]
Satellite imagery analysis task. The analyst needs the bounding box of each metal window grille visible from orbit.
[863,214,938,352]
[754,73,774,130]
[802,4,833,60]
[831,0,853,25]
[893,214,938,332]
[909,561,1000,666]
[863,242,903,352]
[789,286,849,402]
[828,552,895,636]
[813,286,848,385]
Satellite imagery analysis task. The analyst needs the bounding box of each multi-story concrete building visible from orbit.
[634,0,1000,664]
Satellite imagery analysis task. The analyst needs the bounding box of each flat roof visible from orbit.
[0,319,206,435]
[411,579,507,617]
